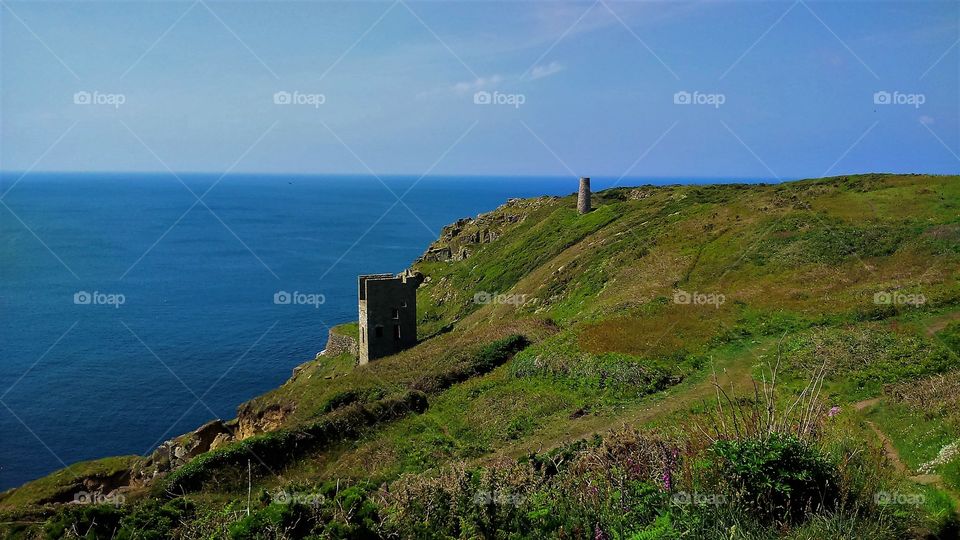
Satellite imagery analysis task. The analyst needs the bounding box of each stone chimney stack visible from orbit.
[577,177,591,215]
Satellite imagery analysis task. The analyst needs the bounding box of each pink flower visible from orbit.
[828,406,841,418]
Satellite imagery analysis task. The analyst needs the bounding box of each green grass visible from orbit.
[867,402,957,471]
[331,321,359,340]
[941,455,960,492]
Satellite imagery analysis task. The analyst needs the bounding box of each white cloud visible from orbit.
[529,61,565,81]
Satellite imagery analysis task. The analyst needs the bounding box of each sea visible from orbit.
[0,173,768,491]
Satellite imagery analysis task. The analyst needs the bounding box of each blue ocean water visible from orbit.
[0,173,766,490]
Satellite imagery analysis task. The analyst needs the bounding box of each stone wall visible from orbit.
[324,330,357,357]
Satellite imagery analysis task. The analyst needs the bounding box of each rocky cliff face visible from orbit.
[130,419,235,486]
[125,327,356,489]
[235,402,294,440]
[417,197,552,262]
[125,403,293,489]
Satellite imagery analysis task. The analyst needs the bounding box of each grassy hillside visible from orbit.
[1,174,959,539]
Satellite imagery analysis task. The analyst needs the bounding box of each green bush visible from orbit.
[116,498,195,539]
[711,433,838,525]
[228,503,314,540]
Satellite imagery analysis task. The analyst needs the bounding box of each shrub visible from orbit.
[711,433,838,525]
[43,505,125,539]
[228,503,314,540]
[115,498,195,539]
[381,429,681,538]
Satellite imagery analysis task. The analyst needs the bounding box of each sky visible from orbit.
[2,0,959,180]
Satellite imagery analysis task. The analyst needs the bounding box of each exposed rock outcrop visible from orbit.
[235,402,294,440]
[417,197,550,263]
[130,419,234,486]
[36,468,132,505]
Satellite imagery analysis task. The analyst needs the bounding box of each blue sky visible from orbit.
[2,0,958,179]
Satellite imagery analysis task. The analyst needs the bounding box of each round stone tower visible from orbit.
[577,177,591,214]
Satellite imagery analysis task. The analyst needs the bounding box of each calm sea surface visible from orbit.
[0,173,765,490]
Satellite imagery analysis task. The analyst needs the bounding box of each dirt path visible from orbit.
[854,398,943,485]
[864,418,909,474]
[854,397,880,411]
[925,311,960,336]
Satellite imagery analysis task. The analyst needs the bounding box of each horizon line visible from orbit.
[3,170,942,181]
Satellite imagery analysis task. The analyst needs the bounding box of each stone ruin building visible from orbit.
[357,270,423,364]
